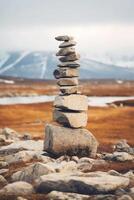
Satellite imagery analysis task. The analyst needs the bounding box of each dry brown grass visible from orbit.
[0,102,133,151]
[0,79,134,97]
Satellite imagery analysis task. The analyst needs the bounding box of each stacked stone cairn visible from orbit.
[44,35,98,157]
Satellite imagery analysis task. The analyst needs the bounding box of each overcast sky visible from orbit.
[0,0,134,57]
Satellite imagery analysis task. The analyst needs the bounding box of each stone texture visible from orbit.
[57,78,78,86]
[54,94,88,111]
[5,150,42,164]
[12,162,55,183]
[56,47,75,56]
[47,191,90,200]
[0,175,8,189]
[55,35,74,41]
[0,181,34,195]
[114,140,134,155]
[0,161,8,168]
[44,124,98,157]
[35,171,129,194]
[0,168,9,175]
[53,68,79,79]
[59,40,76,48]
[117,195,133,200]
[0,127,20,141]
[60,86,80,94]
[0,140,43,155]
[17,197,28,200]
[103,152,134,162]
[58,61,80,68]
[53,109,88,128]
[59,53,80,62]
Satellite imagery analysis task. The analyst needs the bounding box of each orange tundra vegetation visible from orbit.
[0,102,133,152]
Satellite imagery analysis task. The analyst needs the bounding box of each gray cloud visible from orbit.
[0,0,134,54]
[0,0,134,28]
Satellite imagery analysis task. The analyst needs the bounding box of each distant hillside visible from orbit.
[0,51,134,80]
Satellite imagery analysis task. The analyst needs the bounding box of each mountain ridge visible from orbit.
[0,51,134,80]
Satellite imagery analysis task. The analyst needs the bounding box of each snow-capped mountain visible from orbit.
[0,51,134,80]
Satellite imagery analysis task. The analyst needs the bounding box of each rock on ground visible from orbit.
[47,191,90,200]
[0,175,8,189]
[103,152,134,161]
[0,140,43,154]
[0,181,34,195]
[44,124,98,157]
[117,195,133,200]
[12,162,55,183]
[35,171,129,195]
[0,127,20,141]
[5,150,43,164]
[114,140,134,155]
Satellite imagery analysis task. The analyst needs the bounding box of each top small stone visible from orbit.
[55,35,74,41]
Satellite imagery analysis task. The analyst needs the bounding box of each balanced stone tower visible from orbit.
[44,35,98,157]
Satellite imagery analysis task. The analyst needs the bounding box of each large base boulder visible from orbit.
[44,124,98,157]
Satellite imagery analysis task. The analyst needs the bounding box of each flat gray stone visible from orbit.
[53,109,88,128]
[54,94,88,111]
[0,181,34,195]
[60,86,80,94]
[57,78,78,86]
[53,68,79,79]
[58,61,80,68]
[55,35,74,41]
[56,47,75,56]
[59,40,76,48]
[5,150,43,164]
[47,191,89,200]
[59,53,80,62]
[44,124,98,157]
[12,162,55,183]
[0,140,43,154]
[35,171,129,194]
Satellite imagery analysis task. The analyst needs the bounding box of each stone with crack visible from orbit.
[53,109,88,128]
